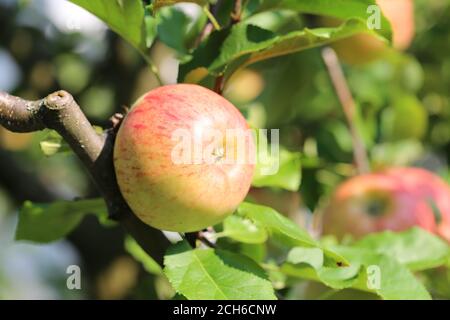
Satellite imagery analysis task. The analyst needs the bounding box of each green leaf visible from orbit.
[164,241,276,300]
[334,247,432,300]
[144,9,158,48]
[283,246,432,299]
[151,0,208,12]
[179,28,230,83]
[244,9,301,32]
[16,199,107,243]
[70,0,146,51]
[237,202,316,247]
[282,262,361,289]
[40,130,71,156]
[157,7,192,56]
[216,249,269,280]
[41,128,103,156]
[221,214,268,244]
[286,247,324,270]
[179,18,386,82]
[252,148,302,191]
[239,243,267,262]
[266,0,391,36]
[237,202,348,265]
[125,236,163,275]
[353,228,450,271]
[282,229,442,299]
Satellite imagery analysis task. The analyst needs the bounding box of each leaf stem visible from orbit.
[139,49,163,86]
[203,6,221,31]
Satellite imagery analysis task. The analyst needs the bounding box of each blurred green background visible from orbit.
[0,0,449,299]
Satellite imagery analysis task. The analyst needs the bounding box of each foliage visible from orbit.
[1,0,449,300]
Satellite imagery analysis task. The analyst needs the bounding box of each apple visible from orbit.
[322,167,450,241]
[113,84,255,232]
[323,0,415,65]
[376,0,415,51]
[223,69,265,104]
[384,167,450,241]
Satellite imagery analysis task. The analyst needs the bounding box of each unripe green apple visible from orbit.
[114,84,255,232]
[322,167,450,242]
[323,0,415,65]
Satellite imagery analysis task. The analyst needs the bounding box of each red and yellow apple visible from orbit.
[324,0,415,65]
[113,84,255,232]
[322,167,450,241]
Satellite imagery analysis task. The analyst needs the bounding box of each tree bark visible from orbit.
[0,90,170,265]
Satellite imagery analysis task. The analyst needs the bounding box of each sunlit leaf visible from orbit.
[179,18,386,82]
[164,241,276,300]
[353,228,450,271]
[221,214,268,244]
[70,0,146,50]
[237,202,348,265]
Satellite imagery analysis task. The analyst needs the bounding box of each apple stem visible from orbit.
[321,47,371,175]
[185,229,217,248]
[0,90,170,265]
[214,75,225,94]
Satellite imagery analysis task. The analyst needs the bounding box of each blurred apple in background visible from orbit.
[223,69,265,105]
[322,167,450,241]
[323,0,415,65]
[377,0,415,50]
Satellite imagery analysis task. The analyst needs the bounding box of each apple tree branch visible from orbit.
[0,90,170,265]
[321,47,371,175]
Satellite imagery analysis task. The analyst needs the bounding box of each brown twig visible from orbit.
[231,0,242,24]
[194,0,222,47]
[321,47,370,175]
[0,90,170,265]
[185,228,217,248]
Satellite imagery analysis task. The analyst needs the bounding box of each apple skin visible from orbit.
[322,167,450,242]
[325,0,415,65]
[376,0,415,51]
[114,84,255,232]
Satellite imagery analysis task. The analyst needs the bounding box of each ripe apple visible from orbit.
[324,0,415,65]
[322,167,450,241]
[376,0,415,51]
[113,84,255,232]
